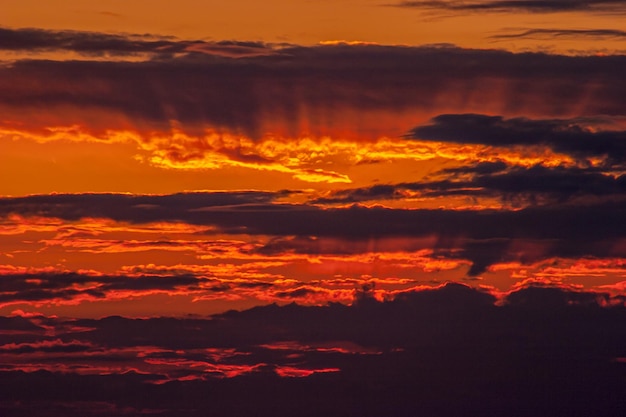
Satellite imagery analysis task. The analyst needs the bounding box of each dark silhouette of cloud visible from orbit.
[0,272,207,305]
[3,191,626,274]
[0,284,624,416]
[490,27,626,40]
[2,43,626,139]
[409,114,626,164]
[0,339,93,354]
[0,27,275,57]
[0,191,288,222]
[0,315,44,332]
[5,191,626,241]
[393,0,626,14]
[441,161,509,175]
[314,165,626,205]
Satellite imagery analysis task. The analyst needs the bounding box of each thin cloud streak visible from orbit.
[0,27,277,58]
[392,0,626,14]
[490,28,626,40]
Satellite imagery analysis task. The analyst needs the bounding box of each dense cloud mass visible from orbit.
[410,114,626,165]
[0,284,624,416]
[4,192,626,240]
[3,192,626,275]
[1,38,626,139]
[315,165,626,205]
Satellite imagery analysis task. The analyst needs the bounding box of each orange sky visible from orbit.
[2,1,626,318]
[2,6,626,417]
[4,0,626,52]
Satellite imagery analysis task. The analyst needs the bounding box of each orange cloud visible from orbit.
[274,366,340,378]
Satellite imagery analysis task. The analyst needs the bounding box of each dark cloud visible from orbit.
[0,191,287,222]
[504,284,612,308]
[0,27,183,55]
[490,27,626,40]
[312,184,402,204]
[0,191,616,240]
[0,272,206,305]
[314,165,626,205]
[0,284,624,416]
[409,114,626,164]
[0,268,287,306]
[253,235,411,256]
[1,44,626,138]
[457,239,511,276]
[0,27,274,57]
[441,161,509,175]
[0,316,44,332]
[393,0,626,14]
[0,339,93,354]
[468,165,626,202]
[273,286,322,299]
[4,192,626,274]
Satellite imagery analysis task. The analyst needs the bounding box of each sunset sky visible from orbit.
[2,1,626,416]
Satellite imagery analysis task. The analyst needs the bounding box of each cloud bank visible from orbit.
[3,191,626,276]
[0,284,624,416]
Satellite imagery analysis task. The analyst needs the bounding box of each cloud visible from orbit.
[314,165,626,206]
[0,272,207,306]
[441,161,509,175]
[409,114,626,165]
[0,191,288,222]
[0,315,44,332]
[3,191,626,275]
[392,0,626,14]
[0,284,624,416]
[2,42,626,142]
[0,27,276,58]
[504,284,612,308]
[2,40,626,178]
[490,28,626,41]
[9,191,624,242]
[0,339,93,354]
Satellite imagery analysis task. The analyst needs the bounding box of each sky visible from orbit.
[1,1,626,416]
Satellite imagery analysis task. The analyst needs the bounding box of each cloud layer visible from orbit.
[0,284,624,416]
[3,191,626,276]
[2,36,626,141]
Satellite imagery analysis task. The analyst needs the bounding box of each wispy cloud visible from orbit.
[313,165,626,206]
[0,27,276,58]
[490,27,626,41]
[392,0,626,14]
